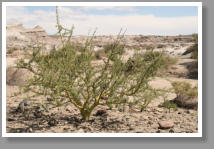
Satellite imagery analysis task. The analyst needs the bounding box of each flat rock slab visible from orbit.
[158,121,174,129]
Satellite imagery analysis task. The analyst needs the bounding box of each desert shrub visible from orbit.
[130,45,141,51]
[171,81,198,109]
[145,44,155,50]
[172,81,198,98]
[103,42,125,61]
[183,34,198,59]
[187,61,198,79]
[7,47,19,54]
[15,7,168,120]
[162,100,177,111]
[143,50,178,70]
[191,34,198,59]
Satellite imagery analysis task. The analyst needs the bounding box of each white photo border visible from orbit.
[2,2,202,137]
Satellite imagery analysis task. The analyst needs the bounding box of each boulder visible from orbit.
[173,95,198,109]
[158,121,174,129]
[16,99,31,112]
[6,67,30,86]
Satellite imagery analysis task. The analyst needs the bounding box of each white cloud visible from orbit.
[6,6,198,36]
[77,6,138,12]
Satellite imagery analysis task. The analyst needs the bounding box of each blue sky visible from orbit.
[6,6,198,35]
[24,6,198,17]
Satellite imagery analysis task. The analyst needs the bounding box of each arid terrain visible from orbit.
[6,23,198,133]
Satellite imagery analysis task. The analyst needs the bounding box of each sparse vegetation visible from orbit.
[172,81,198,98]
[145,44,155,50]
[191,34,198,59]
[172,81,198,109]
[95,42,125,60]
[143,50,178,70]
[7,47,19,54]
[162,100,178,112]
[183,34,198,59]
[187,61,198,79]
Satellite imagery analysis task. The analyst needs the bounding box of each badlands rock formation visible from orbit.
[6,22,47,52]
[6,22,195,58]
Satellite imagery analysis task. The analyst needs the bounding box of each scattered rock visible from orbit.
[26,127,33,133]
[47,97,53,101]
[147,121,153,125]
[77,129,85,133]
[33,111,43,118]
[16,99,31,112]
[158,121,174,129]
[95,109,107,116]
[177,111,182,114]
[169,129,174,133]
[48,118,58,127]
[156,108,164,112]
[186,110,195,115]
[7,118,16,121]
[156,130,161,133]
[142,115,149,120]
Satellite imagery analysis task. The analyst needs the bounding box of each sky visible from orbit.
[6,6,198,35]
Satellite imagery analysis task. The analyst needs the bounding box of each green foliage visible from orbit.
[103,42,125,61]
[171,81,198,109]
[143,50,178,70]
[189,34,198,59]
[15,7,168,120]
[162,100,177,111]
[172,81,198,98]
[182,34,198,59]
[94,42,125,60]
[191,44,198,60]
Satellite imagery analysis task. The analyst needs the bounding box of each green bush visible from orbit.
[15,7,168,120]
[162,100,177,111]
[183,34,198,59]
[143,50,178,70]
[103,43,125,61]
[171,81,198,109]
[172,81,198,98]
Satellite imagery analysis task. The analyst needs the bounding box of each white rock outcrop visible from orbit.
[6,22,47,52]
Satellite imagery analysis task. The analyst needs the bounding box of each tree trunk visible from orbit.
[80,109,92,121]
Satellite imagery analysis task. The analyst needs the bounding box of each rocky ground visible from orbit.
[6,97,198,133]
[5,22,198,133]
